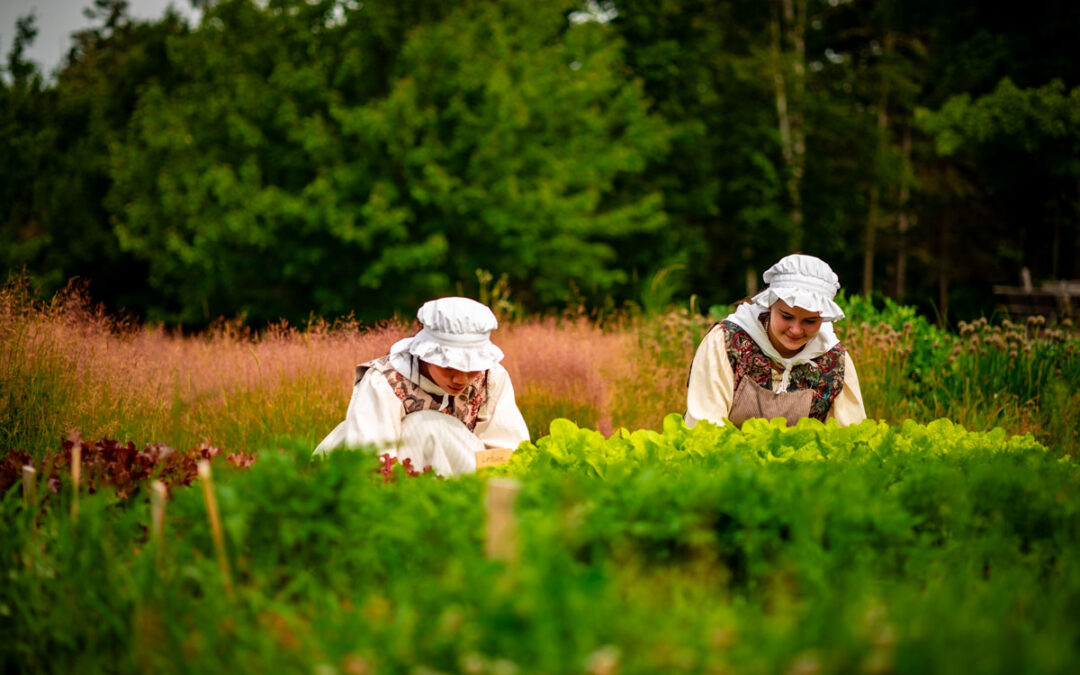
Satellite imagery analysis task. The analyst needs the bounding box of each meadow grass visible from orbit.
[840,314,1080,456]
[2,280,1077,459]
[0,282,664,456]
[1,282,399,455]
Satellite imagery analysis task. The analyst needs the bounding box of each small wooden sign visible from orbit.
[475,448,514,470]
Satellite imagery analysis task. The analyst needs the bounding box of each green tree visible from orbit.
[6,0,1079,322]
[1,13,56,286]
[108,0,669,323]
[1,1,189,311]
[605,0,792,303]
[917,78,1080,302]
[796,0,929,300]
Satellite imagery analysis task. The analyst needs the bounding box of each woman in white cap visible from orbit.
[685,254,866,428]
[314,297,530,476]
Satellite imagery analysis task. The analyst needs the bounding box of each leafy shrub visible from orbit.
[8,417,1078,674]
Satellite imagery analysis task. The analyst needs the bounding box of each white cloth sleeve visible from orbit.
[313,372,404,457]
[398,410,486,477]
[685,325,734,427]
[828,352,867,426]
[473,364,531,450]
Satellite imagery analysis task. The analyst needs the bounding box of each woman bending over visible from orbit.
[315,297,529,476]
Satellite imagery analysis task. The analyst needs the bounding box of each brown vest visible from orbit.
[358,356,489,431]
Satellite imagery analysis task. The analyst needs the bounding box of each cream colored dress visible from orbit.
[314,361,530,476]
[685,321,866,428]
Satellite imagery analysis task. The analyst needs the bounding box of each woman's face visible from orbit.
[420,362,483,396]
[767,299,824,357]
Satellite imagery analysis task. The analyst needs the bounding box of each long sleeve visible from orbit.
[313,373,404,456]
[685,325,735,427]
[473,364,531,449]
[828,352,867,426]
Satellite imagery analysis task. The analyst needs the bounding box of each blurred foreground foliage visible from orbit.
[4,416,1080,673]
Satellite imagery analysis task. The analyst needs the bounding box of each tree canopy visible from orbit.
[3,0,1078,324]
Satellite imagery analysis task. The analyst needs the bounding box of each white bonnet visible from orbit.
[751,254,845,321]
[390,297,504,372]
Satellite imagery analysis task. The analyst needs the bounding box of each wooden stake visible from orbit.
[485,477,521,563]
[71,441,81,523]
[22,465,36,506]
[197,460,233,594]
[150,481,167,548]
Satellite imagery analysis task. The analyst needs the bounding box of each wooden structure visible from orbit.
[993,270,1078,321]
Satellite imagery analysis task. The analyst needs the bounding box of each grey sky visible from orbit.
[0,0,198,77]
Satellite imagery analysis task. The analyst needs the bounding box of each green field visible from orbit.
[3,285,1079,673]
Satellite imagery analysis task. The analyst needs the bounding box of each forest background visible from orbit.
[2,0,1079,327]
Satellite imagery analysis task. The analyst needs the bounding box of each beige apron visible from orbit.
[728,376,814,428]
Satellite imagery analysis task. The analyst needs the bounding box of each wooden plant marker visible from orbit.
[197,460,233,595]
[22,465,36,506]
[485,477,521,563]
[150,480,167,551]
[475,447,514,470]
[71,441,81,523]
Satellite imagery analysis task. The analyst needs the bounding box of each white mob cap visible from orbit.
[390,297,504,372]
[751,254,845,321]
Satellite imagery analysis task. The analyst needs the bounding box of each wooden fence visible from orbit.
[993,278,1079,322]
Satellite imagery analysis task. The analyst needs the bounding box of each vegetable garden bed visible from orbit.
[4,415,1079,674]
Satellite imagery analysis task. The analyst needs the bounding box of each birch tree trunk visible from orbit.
[895,124,912,302]
[938,209,951,325]
[863,83,889,297]
[864,31,899,298]
[771,0,806,253]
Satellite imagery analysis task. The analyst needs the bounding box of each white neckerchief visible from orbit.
[725,303,839,392]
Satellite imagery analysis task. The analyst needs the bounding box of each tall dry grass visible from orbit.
[1,282,405,454]
[498,317,627,438]
[0,283,694,456]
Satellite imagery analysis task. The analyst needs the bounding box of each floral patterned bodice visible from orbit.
[356,356,489,431]
[721,318,847,422]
